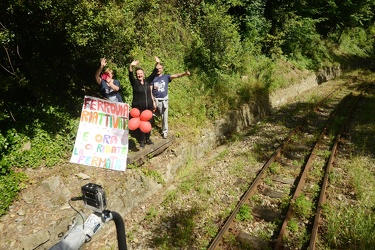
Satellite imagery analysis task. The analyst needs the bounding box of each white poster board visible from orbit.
[70,96,129,171]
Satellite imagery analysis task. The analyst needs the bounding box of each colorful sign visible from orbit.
[70,96,129,171]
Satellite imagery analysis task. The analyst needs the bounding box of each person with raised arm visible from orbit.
[128,56,160,148]
[152,62,190,139]
[95,58,123,102]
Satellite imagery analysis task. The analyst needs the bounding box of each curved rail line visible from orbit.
[208,85,362,250]
[207,85,343,250]
[275,92,362,249]
[308,91,362,249]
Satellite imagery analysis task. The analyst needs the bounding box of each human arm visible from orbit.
[155,56,161,65]
[129,60,139,72]
[95,58,107,84]
[107,79,120,92]
[150,86,156,110]
[145,56,161,83]
[170,70,190,80]
[128,60,139,85]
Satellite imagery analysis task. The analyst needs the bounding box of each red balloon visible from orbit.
[130,108,140,118]
[139,121,152,133]
[140,110,153,121]
[128,117,140,130]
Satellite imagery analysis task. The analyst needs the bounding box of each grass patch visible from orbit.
[229,159,245,175]
[0,171,28,216]
[293,193,313,219]
[141,167,165,184]
[321,84,375,249]
[236,203,253,222]
[323,201,375,249]
[151,206,201,249]
[269,162,281,174]
[287,218,299,233]
[162,189,177,207]
[145,206,159,222]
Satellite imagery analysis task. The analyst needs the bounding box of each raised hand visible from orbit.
[131,60,139,66]
[100,58,107,67]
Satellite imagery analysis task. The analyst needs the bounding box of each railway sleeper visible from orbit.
[259,188,285,198]
[272,176,295,184]
[283,151,305,160]
[236,232,272,250]
[252,206,282,221]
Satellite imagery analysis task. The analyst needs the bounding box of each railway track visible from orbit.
[208,84,363,249]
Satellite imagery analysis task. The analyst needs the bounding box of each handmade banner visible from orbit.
[70,96,129,171]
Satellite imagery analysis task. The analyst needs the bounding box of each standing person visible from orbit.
[129,56,160,148]
[152,63,190,139]
[95,58,123,102]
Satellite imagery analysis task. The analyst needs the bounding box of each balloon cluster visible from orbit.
[128,108,153,133]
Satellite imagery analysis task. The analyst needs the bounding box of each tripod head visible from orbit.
[49,183,127,250]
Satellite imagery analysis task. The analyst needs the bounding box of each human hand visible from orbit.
[131,60,139,66]
[185,70,191,76]
[106,79,112,86]
[155,56,161,64]
[100,58,107,67]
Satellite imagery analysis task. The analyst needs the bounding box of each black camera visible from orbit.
[81,183,107,213]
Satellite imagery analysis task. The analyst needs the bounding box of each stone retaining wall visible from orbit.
[215,66,342,141]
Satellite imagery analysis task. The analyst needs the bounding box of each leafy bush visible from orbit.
[1,107,78,170]
[337,27,374,57]
[0,171,27,216]
[0,105,78,215]
[281,14,330,69]
[0,129,28,174]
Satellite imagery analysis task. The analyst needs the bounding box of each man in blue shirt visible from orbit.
[152,63,190,139]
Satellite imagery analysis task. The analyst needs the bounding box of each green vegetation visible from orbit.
[236,203,253,222]
[0,171,27,215]
[151,206,200,249]
[287,218,299,233]
[145,206,159,222]
[0,0,374,221]
[229,159,246,176]
[293,193,313,219]
[162,189,178,207]
[268,162,281,174]
[205,221,218,238]
[324,202,375,249]
[141,167,165,184]
[320,73,375,249]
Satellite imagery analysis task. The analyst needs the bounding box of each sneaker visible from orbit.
[163,134,167,139]
[146,139,154,145]
[140,141,145,148]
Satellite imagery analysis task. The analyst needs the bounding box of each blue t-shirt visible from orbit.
[152,74,171,99]
[100,79,123,102]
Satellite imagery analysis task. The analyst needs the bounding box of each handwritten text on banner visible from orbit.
[70,96,129,171]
